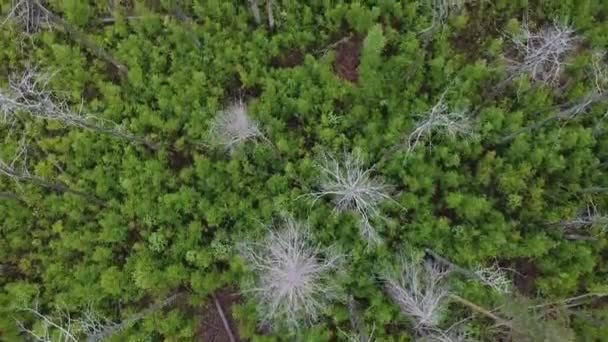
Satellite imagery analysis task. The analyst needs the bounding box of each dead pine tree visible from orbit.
[17,292,183,342]
[498,91,608,144]
[0,68,159,150]
[0,138,105,206]
[421,0,468,35]
[425,249,513,294]
[380,90,474,162]
[2,0,50,35]
[405,93,474,154]
[247,0,274,29]
[4,0,128,73]
[507,21,576,87]
[208,99,265,153]
[309,151,397,246]
[238,216,343,329]
[549,202,608,241]
[383,256,451,334]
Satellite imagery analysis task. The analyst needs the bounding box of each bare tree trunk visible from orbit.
[565,234,598,241]
[347,297,371,342]
[212,294,236,342]
[424,248,478,279]
[248,0,261,25]
[266,0,274,29]
[0,191,23,202]
[72,117,160,150]
[31,1,128,74]
[2,68,159,151]
[450,294,513,327]
[580,187,608,193]
[499,92,608,144]
[0,162,105,206]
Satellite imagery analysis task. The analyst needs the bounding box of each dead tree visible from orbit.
[87,292,183,341]
[17,293,183,342]
[4,0,128,73]
[421,0,467,34]
[266,0,274,30]
[171,3,202,48]
[507,22,576,87]
[208,99,264,153]
[499,91,608,144]
[247,0,261,25]
[247,0,274,29]
[238,216,343,329]
[383,256,450,333]
[405,93,474,154]
[0,68,158,150]
[211,294,236,342]
[425,249,512,294]
[0,137,105,206]
[2,0,50,34]
[550,203,608,239]
[309,151,397,245]
[341,296,374,342]
[590,50,607,92]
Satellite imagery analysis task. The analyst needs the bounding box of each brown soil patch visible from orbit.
[198,288,242,342]
[272,49,304,68]
[169,148,193,172]
[510,259,539,296]
[333,35,363,83]
[106,62,126,84]
[120,0,136,15]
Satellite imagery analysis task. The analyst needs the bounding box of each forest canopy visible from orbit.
[1,0,608,341]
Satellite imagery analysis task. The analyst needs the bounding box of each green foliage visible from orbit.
[0,0,607,340]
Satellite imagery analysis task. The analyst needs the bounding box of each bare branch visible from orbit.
[590,50,607,92]
[266,0,274,29]
[208,99,263,152]
[238,216,343,329]
[507,22,576,86]
[499,91,608,144]
[342,296,374,342]
[449,294,511,327]
[554,203,608,233]
[0,68,158,149]
[212,294,236,342]
[406,93,474,153]
[85,292,183,341]
[472,264,512,294]
[18,305,80,342]
[383,256,450,332]
[421,0,467,34]
[248,0,261,25]
[2,0,50,35]
[0,137,105,205]
[17,294,182,342]
[4,1,128,72]
[309,151,396,245]
[425,249,512,294]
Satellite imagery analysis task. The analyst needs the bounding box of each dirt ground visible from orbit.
[333,35,363,83]
[197,288,242,342]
